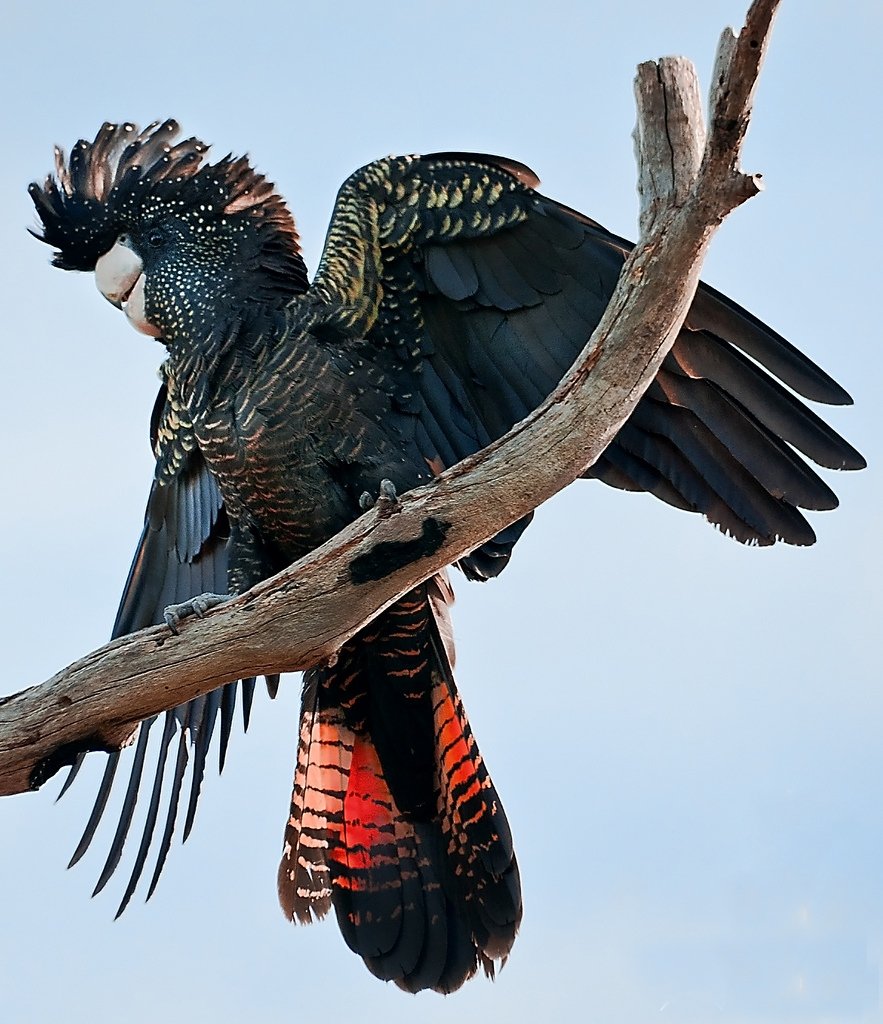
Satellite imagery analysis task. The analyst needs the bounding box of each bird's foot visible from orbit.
[163,593,230,635]
[359,478,401,519]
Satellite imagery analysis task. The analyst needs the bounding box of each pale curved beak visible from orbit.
[95,241,142,308]
[95,241,163,338]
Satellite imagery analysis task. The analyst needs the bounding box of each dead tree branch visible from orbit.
[0,0,781,797]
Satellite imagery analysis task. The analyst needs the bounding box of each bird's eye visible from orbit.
[145,228,165,248]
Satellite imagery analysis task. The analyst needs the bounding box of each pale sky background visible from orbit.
[1,2,880,1022]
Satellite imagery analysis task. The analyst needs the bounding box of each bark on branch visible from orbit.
[0,0,781,797]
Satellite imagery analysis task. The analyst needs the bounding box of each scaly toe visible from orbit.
[163,593,229,635]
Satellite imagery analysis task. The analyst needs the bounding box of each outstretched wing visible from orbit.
[310,153,863,548]
[62,382,269,917]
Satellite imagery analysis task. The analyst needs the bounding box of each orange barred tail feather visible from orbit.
[276,691,347,925]
[433,678,521,963]
[277,577,521,993]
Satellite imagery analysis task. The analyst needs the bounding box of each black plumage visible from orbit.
[30,121,863,992]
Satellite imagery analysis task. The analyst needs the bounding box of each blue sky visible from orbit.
[1,2,881,1021]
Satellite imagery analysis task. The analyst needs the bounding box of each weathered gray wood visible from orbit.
[0,0,782,798]
[634,57,706,234]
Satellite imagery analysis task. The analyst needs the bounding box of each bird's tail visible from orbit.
[277,574,521,993]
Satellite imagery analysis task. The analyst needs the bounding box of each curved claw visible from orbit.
[376,478,401,517]
[360,479,401,518]
[163,592,229,635]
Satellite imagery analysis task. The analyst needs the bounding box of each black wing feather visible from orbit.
[67,754,119,866]
[687,282,854,405]
[114,712,177,918]
[145,711,192,901]
[650,370,838,510]
[92,722,153,896]
[183,689,222,842]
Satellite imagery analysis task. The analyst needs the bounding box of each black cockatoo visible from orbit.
[29,120,863,993]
